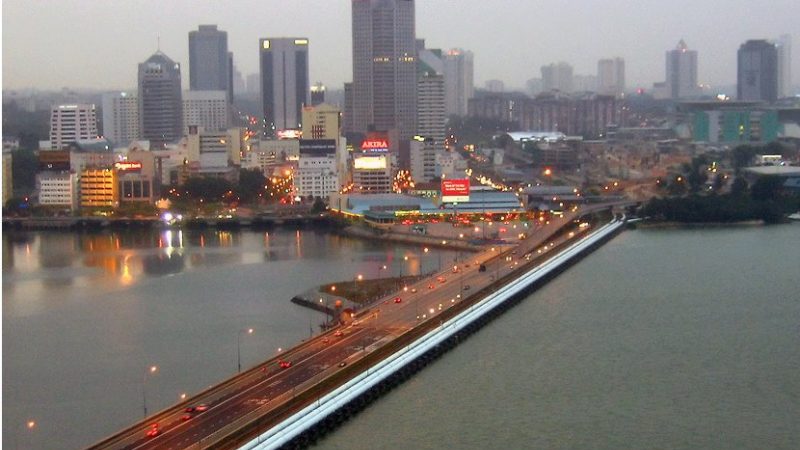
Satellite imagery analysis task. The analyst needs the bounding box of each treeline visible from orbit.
[642,194,792,224]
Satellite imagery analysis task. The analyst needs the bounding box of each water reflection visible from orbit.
[142,252,185,276]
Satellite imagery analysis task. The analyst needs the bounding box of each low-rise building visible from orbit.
[80,168,119,209]
[37,171,77,210]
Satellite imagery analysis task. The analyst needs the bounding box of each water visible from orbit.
[3,225,799,449]
[318,225,800,450]
[2,227,458,450]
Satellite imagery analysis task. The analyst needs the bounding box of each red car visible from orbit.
[428,284,435,289]
[145,423,160,437]
[181,413,193,421]
[394,297,402,303]
[279,360,292,369]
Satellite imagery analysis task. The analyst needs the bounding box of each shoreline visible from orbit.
[637,219,765,229]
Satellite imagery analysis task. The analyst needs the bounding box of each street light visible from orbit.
[142,365,158,418]
[238,328,254,373]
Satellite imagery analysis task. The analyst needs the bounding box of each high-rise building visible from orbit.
[182,90,229,134]
[101,92,139,147]
[350,0,417,143]
[302,103,341,141]
[259,38,309,135]
[541,62,574,93]
[484,80,505,93]
[417,47,446,146]
[295,139,339,198]
[246,74,260,96]
[310,82,326,106]
[737,40,779,102]
[573,75,597,93]
[443,48,474,116]
[49,104,98,150]
[189,25,230,99]
[138,51,183,147]
[597,57,625,96]
[666,40,699,99]
[409,136,437,183]
[776,34,792,98]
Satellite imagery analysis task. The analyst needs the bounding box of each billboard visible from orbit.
[114,161,142,172]
[353,155,387,170]
[299,139,336,156]
[360,138,389,153]
[441,179,470,203]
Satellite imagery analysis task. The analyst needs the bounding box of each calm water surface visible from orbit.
[318,224,800,450]
[3,224,799,449]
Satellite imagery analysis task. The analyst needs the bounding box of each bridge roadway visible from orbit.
[90,204,620,450]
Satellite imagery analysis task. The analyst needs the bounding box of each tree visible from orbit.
[183,177,233,202]
[10,148,39,194]
[750,176,784,202]
[731,145,758,172]
[730,177,748,197]
[237,168,266,203]
[311,197,327,213]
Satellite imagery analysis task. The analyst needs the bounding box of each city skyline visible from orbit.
[2,0,799,93]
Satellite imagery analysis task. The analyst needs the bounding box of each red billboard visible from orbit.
[361,139,389,152]
[441,179,470,203]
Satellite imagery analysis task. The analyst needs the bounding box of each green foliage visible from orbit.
[10,148,39,194]
[750,176,785,202]
[730,177,749,197]
[2,102,50,149]
[237,168,266,202]
[183,177,234,202]
[311,197,327,213]
[731,145,759,171]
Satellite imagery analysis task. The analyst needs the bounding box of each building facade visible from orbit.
[738,40,779,102]
[666,40,699,99]
[597,58,625,96]
[294,139,339,198]
[302,103,341,141]
[541,62,574,93]
[101,92,139,148]
[443,48,474,116]
[189,25,231,100]
[776,34,792,98]
[49,104,98,150]
[138,51,183,147]
[417,72,446,146]
[37,172,77,209]
[350,0,417,142]
[259,38,309,135]
[409,136,437,183]
[182,90,229,135]
[79,168,119,209]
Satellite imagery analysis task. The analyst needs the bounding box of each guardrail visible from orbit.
[242,217,626,449]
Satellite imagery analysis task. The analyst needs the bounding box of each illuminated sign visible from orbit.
[114,161,142,172]
[276,129,302,140]
[262,40,270,49]
[441,179,470,203]
[294,39,308,45]
[354,155,387,170]
[361,139,389,152]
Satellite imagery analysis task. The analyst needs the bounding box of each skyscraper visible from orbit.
[738,40,779,102]
[597,57,625,96]
[189,25,230,99]
[776,34,792,98]
[259,38,309,135]
[541,62,574,93]
[417,47,446,145]
[666,40,698,99]
[350,0,417,142]
[443,48,474,116]
[138,51,183,147]
[101,92,139,147]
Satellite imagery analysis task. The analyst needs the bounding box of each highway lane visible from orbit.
[93,206,614,450]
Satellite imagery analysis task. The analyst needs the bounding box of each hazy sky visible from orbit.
[2,0,798,92]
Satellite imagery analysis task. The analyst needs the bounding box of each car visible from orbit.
[394,297,402,303]
[338,361,347,368]
[194,404,209,412]
[145,424,160,437]
[428,284,435,289]
[180,413,193,421]
[411,288,417,293]
[279,360,292,369]
[334,330,343,337]
[322,337,330,344]
[436,276,446,283]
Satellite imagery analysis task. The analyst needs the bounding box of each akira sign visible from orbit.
[441,179,470,203]
[361,139,389,152]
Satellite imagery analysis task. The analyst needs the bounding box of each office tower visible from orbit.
[138,51,183,147]
[417,46,446,145]
[597,57,625,96]
[246,74,260,95]
[351,0,417,142]
[443,49,474,116]
[188,25,230,98]
[484,80,505,92]
[526,78,544,97]
[573,75,597,92]
[101,92,139,147]
[49,104,98,150]
[776,34,792,98]
[259,38,309,135]
[737,40,779,102]
[233,65,246,96]
[310,82,326,106]
[409,136,437,182]
[302,103,341,141]
[541,62,574,93]
[666,40,698,99]
[227,52,234,101]
[182,90,229,134]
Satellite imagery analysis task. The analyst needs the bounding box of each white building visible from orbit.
[666,40,699,99]
[49,104,98,150]
[187,127,241,170]
[436,150,468,180]
[409,136,437,183]
[541,62,574,93]
[443,49,474,116]
[37,172,77,209]
[776,34,792,98]
[417,73,446,146]
[294,140,339,199]
[101,92,139,148]
[183,90,229,135]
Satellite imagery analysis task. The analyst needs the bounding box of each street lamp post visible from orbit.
[237,328,254,373]
[142,365,158,418]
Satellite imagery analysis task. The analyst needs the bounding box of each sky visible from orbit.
[2,0,799,93]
